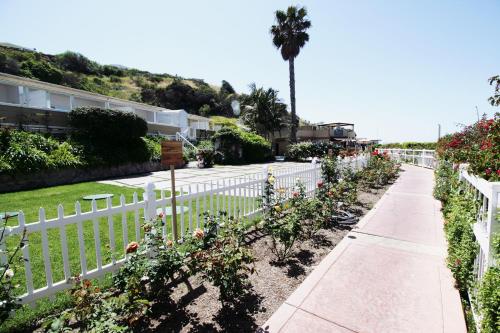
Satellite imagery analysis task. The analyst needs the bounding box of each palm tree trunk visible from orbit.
[289,57,297,143]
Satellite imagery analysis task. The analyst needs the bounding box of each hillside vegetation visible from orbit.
[0,45,237,117]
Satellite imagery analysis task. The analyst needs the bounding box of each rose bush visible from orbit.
[436,113,499,181]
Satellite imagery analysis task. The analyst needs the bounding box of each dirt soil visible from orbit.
[146,184,391,333]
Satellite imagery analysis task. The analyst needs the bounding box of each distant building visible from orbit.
[0,73,212,140]
[273,122,358,155]
[356,138,381,150]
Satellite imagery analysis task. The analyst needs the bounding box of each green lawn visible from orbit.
[0,181,260,294]
[0,181,262,333]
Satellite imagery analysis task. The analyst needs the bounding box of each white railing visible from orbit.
[459,167,500,279]
[3,156,368,303]
[457,167,500,332]
[377,148,437,169]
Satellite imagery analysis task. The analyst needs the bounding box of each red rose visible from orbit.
[126,241,139,254]
[480,140,492,150]
[497,170,500,176]
[292,191,299,198]
[317,181,324,188]
[485,168,492,176]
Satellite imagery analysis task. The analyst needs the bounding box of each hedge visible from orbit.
[212,127,271,164]
[0,107,163,175]
[69,107,152,165]
[285,141,340,161]
[377,142,436,150]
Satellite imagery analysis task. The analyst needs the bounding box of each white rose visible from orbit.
[4,269,14,280]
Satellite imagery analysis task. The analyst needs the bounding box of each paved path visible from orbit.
[99,162,306,190]
[263,165,466,333]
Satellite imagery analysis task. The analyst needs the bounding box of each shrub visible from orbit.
[286,141,340,161]
[56,51,101,75]
[114,218,183,300]
[473,232,499,333]
[433,161,457,205]
[196,149,215,168]
[69,107,151,165]
[436,113,499,181]
[20,59,63,84]
[102,65,125,77]
[0,53,20,75]
[3,143,49,173]
[47,142,83,169]
[187,213,254,304]
[0,216,27,325]
[142,137,161,162]
[0,130,83,174]
[262,169,302,261]
[442,184,478,293]
[212,127,271,164]
[210,116,238,129]
[476,266,499,333]
[359,151,399,188]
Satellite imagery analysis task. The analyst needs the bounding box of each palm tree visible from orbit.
[270,6,311,143]
[241,83,289,140]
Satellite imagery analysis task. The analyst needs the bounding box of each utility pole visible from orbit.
[438,124,441,140]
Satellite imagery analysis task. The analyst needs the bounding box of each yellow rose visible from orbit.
[193,228,204,240]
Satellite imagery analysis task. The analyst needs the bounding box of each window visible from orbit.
[0,83,20,104]
[50,93,71,111]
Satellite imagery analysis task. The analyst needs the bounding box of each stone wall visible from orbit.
[0,161,165,193]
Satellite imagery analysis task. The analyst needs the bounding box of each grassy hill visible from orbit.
[0,44,237,117]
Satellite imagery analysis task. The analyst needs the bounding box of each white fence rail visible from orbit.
[377,148,436,169]
[459,167,500,279]
[3,155,368,303]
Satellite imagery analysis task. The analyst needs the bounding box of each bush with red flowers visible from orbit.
[436,113,499,181]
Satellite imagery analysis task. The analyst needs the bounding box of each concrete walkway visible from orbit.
[99,162,305,190]
[263,165,466,333]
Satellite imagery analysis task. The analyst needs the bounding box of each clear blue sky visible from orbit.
[1,0,499,142]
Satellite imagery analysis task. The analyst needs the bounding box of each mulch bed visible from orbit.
[145,184,391,332]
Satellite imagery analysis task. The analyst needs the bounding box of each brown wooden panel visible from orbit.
[161,141,183,166]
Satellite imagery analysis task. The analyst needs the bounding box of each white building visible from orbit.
[0,72,212,140]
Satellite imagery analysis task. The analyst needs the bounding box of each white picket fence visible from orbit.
[377,148,436,169]
[3,155,368,303]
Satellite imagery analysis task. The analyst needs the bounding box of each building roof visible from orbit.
[0,73,211,122]
[317,122,354,127]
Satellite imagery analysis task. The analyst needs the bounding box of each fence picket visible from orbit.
[121,196,128,256]
[107,197,116,265]
[57,204,71,281]
[91,200,102,271]
[39,208,53,289]
[196,184,200,228]
[18,212,34,296]
[75,201,87,277]
[188,185,193,233]
[179,186,185,238]
[132,193,140,242]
